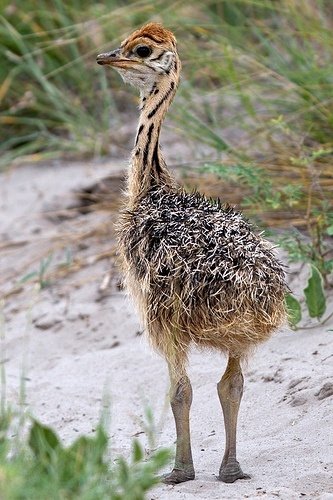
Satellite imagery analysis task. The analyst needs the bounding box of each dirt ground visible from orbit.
[1,160,332,499]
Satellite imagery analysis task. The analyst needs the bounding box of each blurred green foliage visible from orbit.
[1,0,332,166]
[0,408,171,499]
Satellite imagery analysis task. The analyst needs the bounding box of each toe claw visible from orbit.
[162,468,195,484]
[218,462,251,483]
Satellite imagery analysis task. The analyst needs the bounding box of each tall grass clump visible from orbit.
[0,0,193,168]
[174,0,333,216]
[2,0,332,183]
[0,0,140,167]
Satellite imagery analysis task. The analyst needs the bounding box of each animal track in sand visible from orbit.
[315,382,333,401]
[280,377,333,406]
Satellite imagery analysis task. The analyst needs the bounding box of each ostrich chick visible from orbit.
[97,23,287,485]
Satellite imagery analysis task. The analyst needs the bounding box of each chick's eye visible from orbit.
[135,45,152,58]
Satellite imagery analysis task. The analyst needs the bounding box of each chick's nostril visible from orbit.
[96,49,120,64]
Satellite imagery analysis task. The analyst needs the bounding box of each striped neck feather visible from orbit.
[126,72,179,206]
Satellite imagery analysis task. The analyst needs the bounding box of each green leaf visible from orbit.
[304,266,326,319]
[39,254,53,276]
[285,293,302,328]
[29,419,61,462]
[132,439,144,463]
[116,457,129,484]
[68,425,107,466]
[149,448,171,469]
[19,271,38,283]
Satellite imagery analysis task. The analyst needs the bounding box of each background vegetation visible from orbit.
[0,403,170,499]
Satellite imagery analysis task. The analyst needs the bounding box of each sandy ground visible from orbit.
[1,161,333,499]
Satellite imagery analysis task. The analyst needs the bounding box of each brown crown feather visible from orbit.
[123,22,177,49]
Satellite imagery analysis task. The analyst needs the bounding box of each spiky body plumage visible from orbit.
[118,185,287,366]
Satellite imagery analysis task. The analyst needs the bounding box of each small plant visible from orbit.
[202,162,303,212]
[19,254,53,289]
[286,265,333,330]
[18,249,76,290]
[0,413,170,499]
[279,204,333,288]
[0,0,122,167]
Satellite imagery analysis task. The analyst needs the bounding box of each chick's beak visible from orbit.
[96,48,121,66]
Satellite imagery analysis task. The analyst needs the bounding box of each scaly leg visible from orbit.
[163,366,195,484]
[217,356,251,483]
